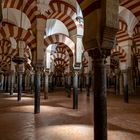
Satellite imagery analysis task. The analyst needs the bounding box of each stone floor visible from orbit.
[0,88,140,140]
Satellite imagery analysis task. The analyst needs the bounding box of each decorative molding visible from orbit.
[37,0,51,15]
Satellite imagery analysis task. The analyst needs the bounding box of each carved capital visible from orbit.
[73,69,80,76]
[37,0,51,15]
[33,61,44,74]
[44,69,49,76]
[121,69,128,74]
[88,48,110,60]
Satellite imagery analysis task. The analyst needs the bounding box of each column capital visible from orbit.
[9,70,14,74]
[121,69,128,74]
[44,69,49,75]
[88,48,110,60]
[73,68,80,76]
[33,61,44,73]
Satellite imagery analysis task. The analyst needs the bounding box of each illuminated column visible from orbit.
[4,72,9,92]
[92,53,107,140]
[30,70,35,94]
[67,73,71,97]
[86,73,91,96]
[34,18,46,114]
[34,65,43,114]
[120,39,134,94]
[44,70,49,99]
[10,70,14,95]
[17,40,25,101]
[115,69,119,95]
[119,72,124,95]
[73,69,79,109]
[122,70,129,103]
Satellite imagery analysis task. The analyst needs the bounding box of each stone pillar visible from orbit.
[44,70,49,99]
[67,74,71,97]
[86,74,89,96]
[79,74,83,92]
[119,72,124,95]
[5,72,9,92]
[24,71,30,91]
[34,63,43,114]
[10,70,14,95]
[0,73,4,90]
[127,67,134,94]
[73,69,79,109]
[138,62,140,85]
[106,75,110,88]
[17,71,23,101]
[122,70,129,103]
[30,71,35,94]
[33,17,45,113]
[115,69,119,95]
[86,73,91,96]
[49,74,53,91]
[4,73,7,92]
[93,58,107,140]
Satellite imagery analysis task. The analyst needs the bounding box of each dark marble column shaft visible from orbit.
[31,72,34,94]
[93,58,107,140]
[10,71,14,95]
[73,70,79,109]
[115,74,119,95]
[17,72,23,101]
[44,71,49,99]
[34,70,41,114]
[123,70,129,103]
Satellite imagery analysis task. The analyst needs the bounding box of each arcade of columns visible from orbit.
[0,0,140,140]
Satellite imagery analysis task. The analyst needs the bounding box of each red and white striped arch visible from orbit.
[116,20,129,43]
[120,0,140,23]
[82,56,88,67]
[0,39,32,69]
[0,40,17,68]
[52,53,66,60]
[44,33,75,57]
[132,47,140,62]
[133,25,140,47]
[3,0,37,27]
[0,24,36,49]
[56,45,66,54]
[111,46,127,62]
[0,40,16,62]
[45,0,83,36]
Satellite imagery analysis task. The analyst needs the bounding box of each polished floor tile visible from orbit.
[0,88,140,140]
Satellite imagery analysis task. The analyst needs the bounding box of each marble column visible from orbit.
[122,70,129,103]
[127,67,134,94]
[10,70,14,95]
[93,58,107,140]
[44,70,49,99]
[67,74,71,97]
[30,71,35,94]
[6,73,9,92]
[115,69,119,95]
[119,72,124,95]
[49,74,53,91]
[3,73,7,92]
[17,71,23,101]
[79,74,83,92]
[86,73,91,96]
[34,63,43,114]
[73,69,79,109]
